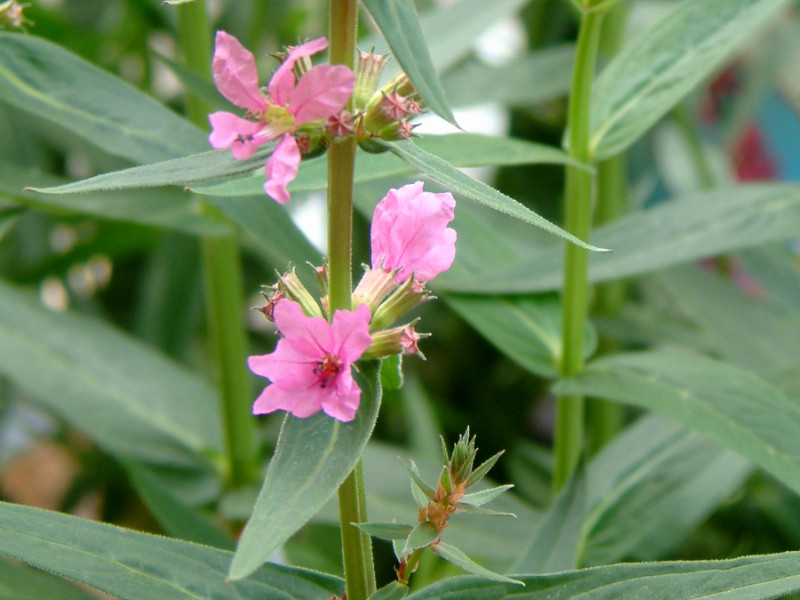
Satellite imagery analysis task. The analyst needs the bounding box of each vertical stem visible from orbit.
[328,2,377,599]
[555,7,605,492]
[586,2,628,455]
[177,1,255,487]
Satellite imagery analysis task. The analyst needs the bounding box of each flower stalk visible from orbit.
[328,1,377,599]
[176,0,255,487]
[555,5,606,492]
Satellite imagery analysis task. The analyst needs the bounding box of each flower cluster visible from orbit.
[208,32,355,204]
[209,33,425,203]
[0,1,30,30]
[248,183,456,423]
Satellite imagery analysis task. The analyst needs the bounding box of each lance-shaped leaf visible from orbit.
[432,543,524,586]
[402,521,440,555]
[361,0,456,125]
[386,140,606,252]
[460,484,514,508]
[511,470,585,575]
[405,552,800,599]
[0,557,96,600]
[0,280,222,474]
[355,522,415,541]
[0,501,343,600]
[0,32,207,163]
[369,581,409,600]
[228,361,382,580]
[440,183,800,293]
[555,350,800,497]
[589,0,789,160]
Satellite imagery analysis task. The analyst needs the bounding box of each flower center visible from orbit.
[313,354,343,389]
[259,104,295,137]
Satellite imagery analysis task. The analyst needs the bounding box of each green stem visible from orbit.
[555,6,605,492]
[177,1,255,487]
[328,2,376,599]
[586,1,628,455]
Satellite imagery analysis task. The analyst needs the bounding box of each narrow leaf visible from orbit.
[404,459,438,501]
[0,557,96,600]
[432,543,524,586]
[369,581,409,600]
[0,33,206,163]
[443,294,597,378]
[511,470,585,574]
[465,451,506,488]
[386,140,607,252]
[361,0,456,125]
[0,280,222,473]
[355,522,415,541]
[228,361,382,580]
[0,501,343,600]
[556,350,800,496]
[590,0,788,159]
[461,484,514,508]
[402,521,440,555]
[406,553,800,599]
[441,183,800,293]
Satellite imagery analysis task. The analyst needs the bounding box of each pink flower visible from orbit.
[248,300,372,422]
[371,182,457,283]
[208,31,355,204]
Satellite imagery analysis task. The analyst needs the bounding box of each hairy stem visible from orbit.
[555,6,605,492]
[328,1,377,599]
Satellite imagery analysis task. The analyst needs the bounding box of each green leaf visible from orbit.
[0,501,343,600]
[555,350,800,496]
[403,521,440,555]
[30,144,275,195]
[0,280,223,473]
[406,553,800,599]
[653,266,800,378]
[465,451,506,489]
[444,294,597,378]
[361,0,456,125]
[386,140,606,252]
[0,206,21,241]
[404,459,438,503]
[1,161,230,237]
[511,470,585,575]
[355,522,415,541]
[192,133,579,198]
[440,183,800,293]
[369,581,409,600]
[582,415,751,565]
[126,462,235,550]
[442,45,574,108]
[0,557,96,600]
[461,485,514,508]
[590,0,789,160]
[432,543,524,586]
[228,361,382,580]
[0,33,206,163]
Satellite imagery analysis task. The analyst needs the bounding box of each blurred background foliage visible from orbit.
[1,0,800,593]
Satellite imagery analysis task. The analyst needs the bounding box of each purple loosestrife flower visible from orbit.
[371,182,457,283]
[248,300,372,422]
[208,31,355,204]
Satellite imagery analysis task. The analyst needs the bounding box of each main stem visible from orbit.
[554,7,604,492]
[328,2,376,599]
[177,1,255,487]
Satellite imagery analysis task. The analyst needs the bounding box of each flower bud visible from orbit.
[370,275,431,331]
[353,50,389,110]
[352,265,399,316]
[275,268,323,318]
[361,321,428,360]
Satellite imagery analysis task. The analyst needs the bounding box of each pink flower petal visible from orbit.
[248,299,372,422]
[371,182,457,282]
[289,65,355,124]
[208,111,267,159]
[268,37,329,107]
[264,135,301,204]
[212,31,267,114]
[330,304,372,363]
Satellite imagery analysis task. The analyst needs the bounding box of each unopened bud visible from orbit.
[353,50,389,110]
[276,268,323,318]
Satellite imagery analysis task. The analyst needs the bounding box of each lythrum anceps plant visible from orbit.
[0,0,800,599]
